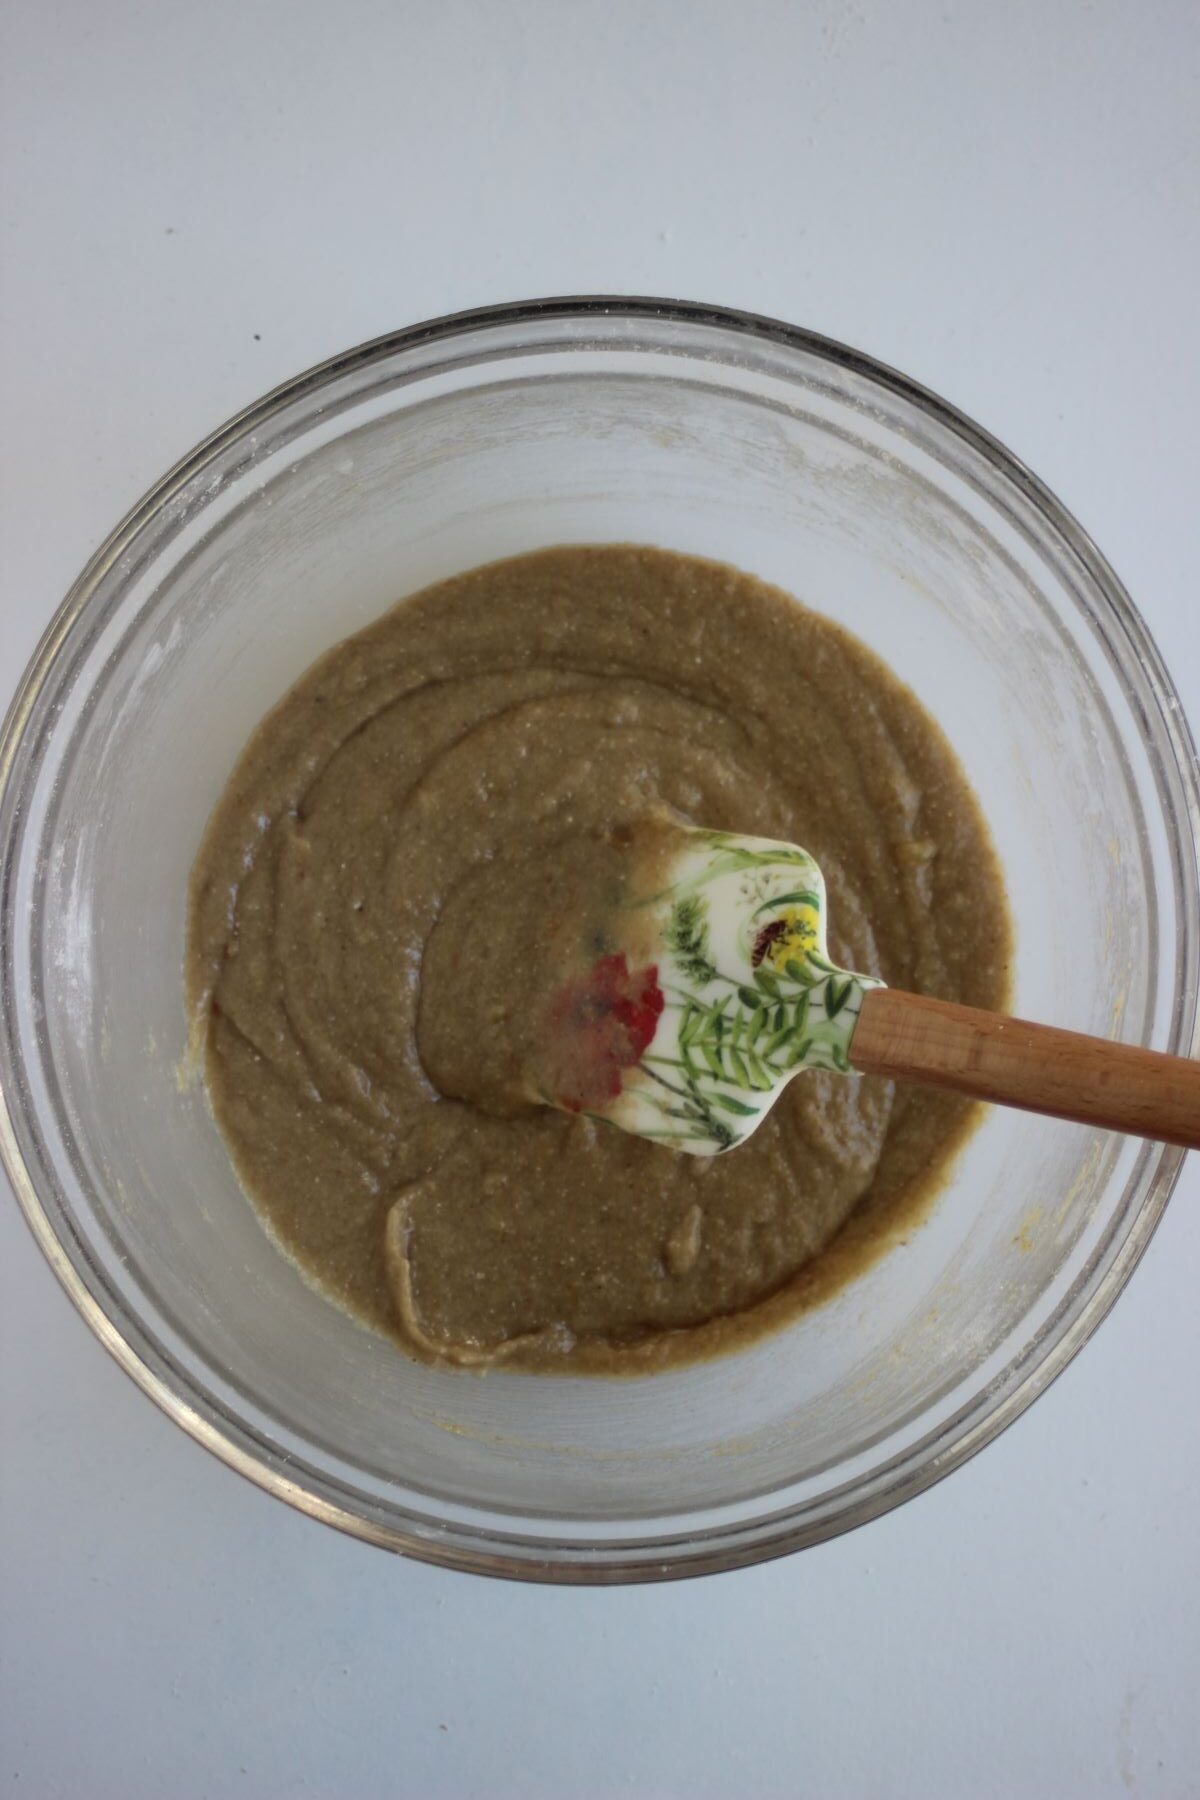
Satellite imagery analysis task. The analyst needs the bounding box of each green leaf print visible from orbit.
[664,895,717,985]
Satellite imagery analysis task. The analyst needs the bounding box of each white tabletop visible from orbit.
[2,4,1198,1795]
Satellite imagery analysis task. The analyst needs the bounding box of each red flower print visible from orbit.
[546,952,664,1113]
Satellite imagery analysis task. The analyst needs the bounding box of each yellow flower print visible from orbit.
[752,903,820,972]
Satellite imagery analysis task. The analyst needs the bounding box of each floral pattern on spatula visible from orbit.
[550,833,882,1153]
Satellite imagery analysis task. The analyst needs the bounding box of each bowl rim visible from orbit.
[2,294,1198,1584]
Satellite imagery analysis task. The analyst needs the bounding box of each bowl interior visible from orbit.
[3,309,1191,1572]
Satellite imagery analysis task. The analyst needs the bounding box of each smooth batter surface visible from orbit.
[187,546,1010,1371]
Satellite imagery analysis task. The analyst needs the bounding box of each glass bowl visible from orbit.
[1,298,1197,1584]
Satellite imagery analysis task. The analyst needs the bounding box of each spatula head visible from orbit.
[545,829,883,1154]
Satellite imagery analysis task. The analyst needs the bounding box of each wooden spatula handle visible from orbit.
[852,988,1200,1150]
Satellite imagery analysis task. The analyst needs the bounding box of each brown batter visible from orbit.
[187,546,1010,1372]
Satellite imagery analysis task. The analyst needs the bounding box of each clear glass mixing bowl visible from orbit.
[1,299,1197,1582]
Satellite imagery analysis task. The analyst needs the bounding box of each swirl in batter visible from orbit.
[187,546,1010,1371]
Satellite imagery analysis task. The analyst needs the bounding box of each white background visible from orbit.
[2,3,1198,1795]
